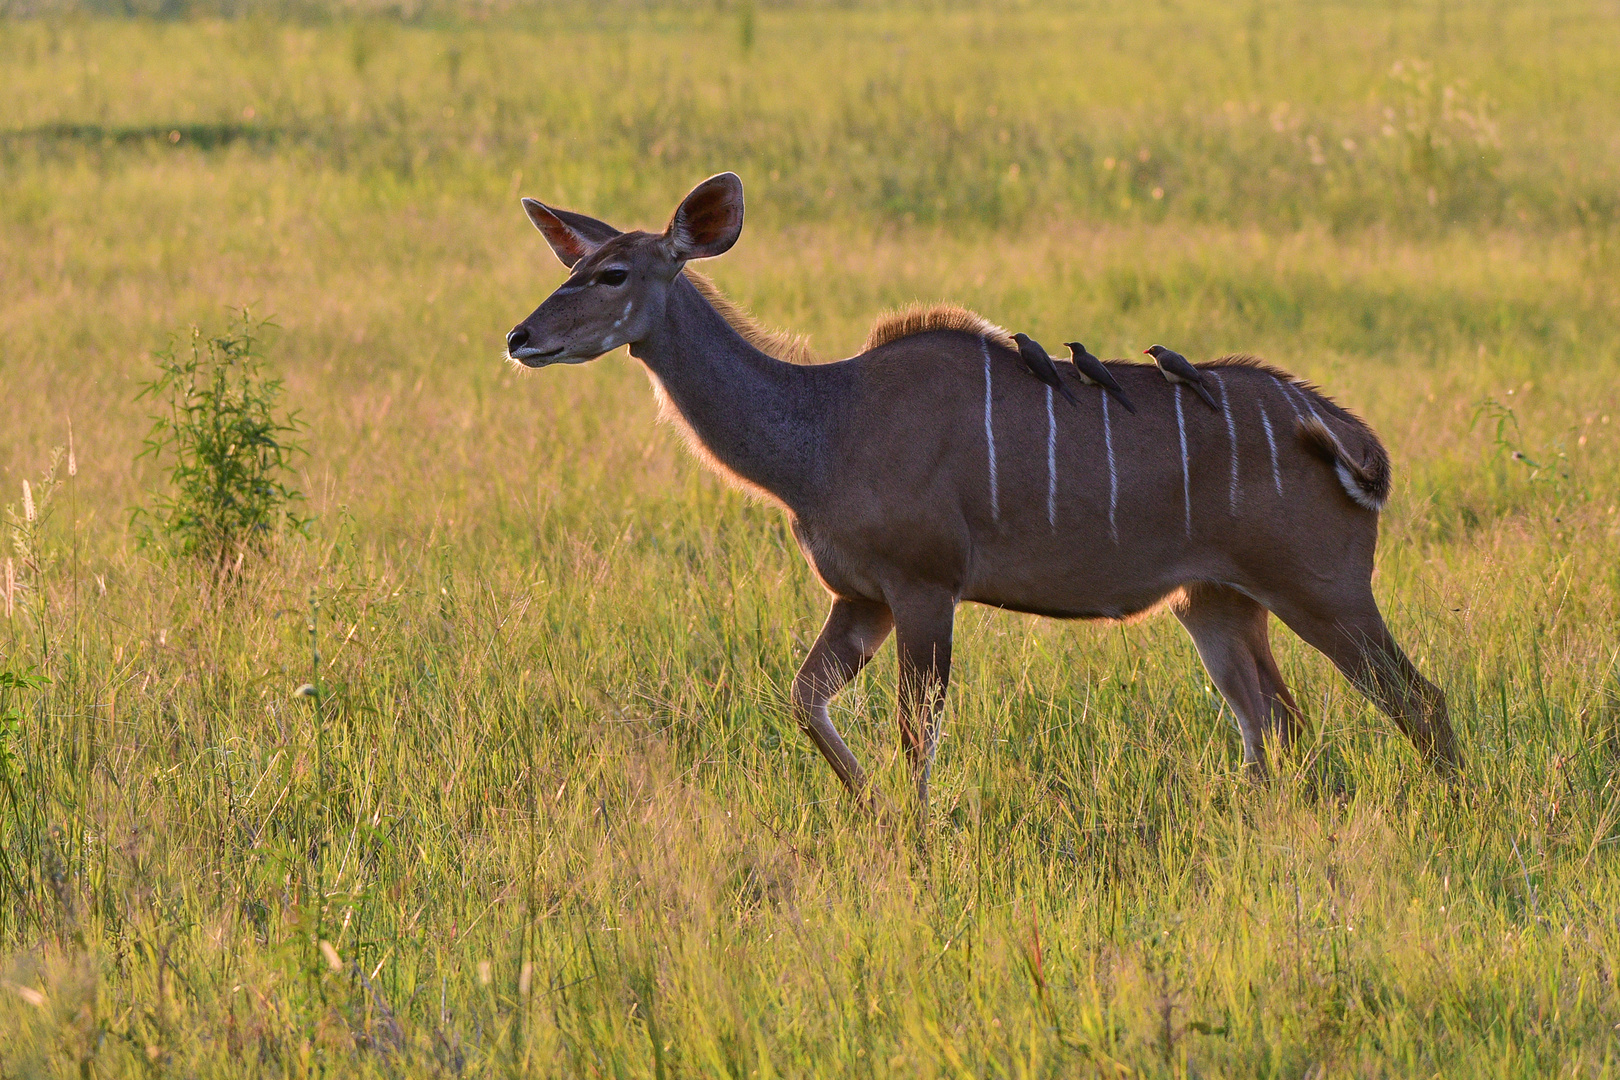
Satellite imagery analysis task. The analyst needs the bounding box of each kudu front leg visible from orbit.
[891,589,956,818]
[791,597,894,800]
[1274,594,1461,774]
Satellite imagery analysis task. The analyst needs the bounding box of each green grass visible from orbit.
[3,2,1620,1075]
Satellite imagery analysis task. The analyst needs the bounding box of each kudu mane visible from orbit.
[684,270,817,365]
[683,275,1020,368]
[863,303,1016,353]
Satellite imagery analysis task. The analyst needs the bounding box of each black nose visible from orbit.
[506,326,529,352]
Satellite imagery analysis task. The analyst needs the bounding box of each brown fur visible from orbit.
[647,273,812,507]
[643,367,787,510]
[863,303,1016,354]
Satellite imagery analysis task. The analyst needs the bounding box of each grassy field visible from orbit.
[3,1,1620,1075]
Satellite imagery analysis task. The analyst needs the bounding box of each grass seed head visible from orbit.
[6,981,46,1009]
[319,941,342,972]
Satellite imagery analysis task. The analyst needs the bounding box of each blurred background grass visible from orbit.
[3,1,1620,1076]
[5,1,1620,233]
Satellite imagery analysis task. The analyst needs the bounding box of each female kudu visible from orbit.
[506,173,1460,810]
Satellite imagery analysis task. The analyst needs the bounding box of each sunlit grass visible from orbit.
[2,2,1619,1076]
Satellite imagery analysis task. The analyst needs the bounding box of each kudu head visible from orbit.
[505,173,745,367]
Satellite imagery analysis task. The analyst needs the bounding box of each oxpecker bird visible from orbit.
[1063,342,1137,414]
[1145,344,1218,411]
[1013,333,1078,405]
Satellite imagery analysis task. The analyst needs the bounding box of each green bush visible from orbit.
[134,313,309,574]
[0,667,46,794]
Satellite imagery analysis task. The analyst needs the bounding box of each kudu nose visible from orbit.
[506,326,529,352]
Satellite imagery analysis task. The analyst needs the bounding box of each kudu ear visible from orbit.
[663,173,744,263]
[521,198,623,268]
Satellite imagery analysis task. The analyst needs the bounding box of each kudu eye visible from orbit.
[596,268,629,287]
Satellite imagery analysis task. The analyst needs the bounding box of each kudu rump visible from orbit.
[506,173,1460,809]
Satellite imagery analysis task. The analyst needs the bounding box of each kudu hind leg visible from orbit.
[792,597,894,798]
[1173,585,1293,774]
[1250,618,1308,749]
[890,589,956,816]
[1274,592,1460,773]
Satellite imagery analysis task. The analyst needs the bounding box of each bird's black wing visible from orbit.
[1188,378,1219,411]
[1095,363,1138,414]
[1017,336,1079,405]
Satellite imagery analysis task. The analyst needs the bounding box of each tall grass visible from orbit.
[2,2,1619,1075]
[2,3,1619,234]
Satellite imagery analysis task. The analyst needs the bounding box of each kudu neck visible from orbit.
[630,274,826,509]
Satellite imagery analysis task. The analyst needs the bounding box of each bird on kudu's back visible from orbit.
[1012,333,1079,405]
[1063,341,1138,414]
[1145,344,1219,411]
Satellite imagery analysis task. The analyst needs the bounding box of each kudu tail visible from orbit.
[1297,414,1391,511]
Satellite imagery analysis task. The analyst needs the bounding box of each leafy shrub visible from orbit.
[134,312,309,574]
[0,668,46,793]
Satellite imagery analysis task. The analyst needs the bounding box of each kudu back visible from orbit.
[506,173,1460,810]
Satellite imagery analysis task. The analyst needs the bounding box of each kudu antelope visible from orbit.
[506,173,1460,810]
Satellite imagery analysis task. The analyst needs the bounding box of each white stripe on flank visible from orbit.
[1102,392,1118,544]
[1275,376,1309,422]
[1278,378,1303,420]
[1212,371,1239,513]
[1290,381,1323,424]
[1174,385,1191,537]
[1045,384,1057,529]
[1259,401,1282,495]
[982,340,999,521]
